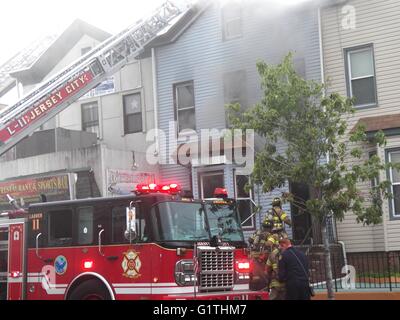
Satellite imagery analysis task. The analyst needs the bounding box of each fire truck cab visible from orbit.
[0,184,268,300]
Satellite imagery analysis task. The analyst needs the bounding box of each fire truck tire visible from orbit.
[68,279,111,300]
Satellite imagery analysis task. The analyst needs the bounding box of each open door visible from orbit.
[0,219,26,300]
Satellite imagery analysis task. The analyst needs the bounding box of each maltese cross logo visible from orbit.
[122,249,142,279]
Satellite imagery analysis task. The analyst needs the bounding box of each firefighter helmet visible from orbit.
[262,211,274,229]
[272,197,281,207]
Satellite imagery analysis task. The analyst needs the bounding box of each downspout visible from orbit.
[151,48,159,156]
[338,241,348,269]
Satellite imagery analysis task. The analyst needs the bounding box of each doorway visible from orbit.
[289,182,313,245]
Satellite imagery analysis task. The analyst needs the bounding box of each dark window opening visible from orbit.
[48,209,73,247]
[77,207,94,245]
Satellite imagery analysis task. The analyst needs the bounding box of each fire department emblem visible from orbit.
[54,255,68,275]
[121,249,142,279]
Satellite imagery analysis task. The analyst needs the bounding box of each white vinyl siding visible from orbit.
[322,0,400,252]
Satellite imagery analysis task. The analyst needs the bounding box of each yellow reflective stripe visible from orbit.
[281,213,287,220]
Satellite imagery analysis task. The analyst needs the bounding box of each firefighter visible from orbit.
[271,197,292,240]
[266,246,286,300]
[248,212,278,291]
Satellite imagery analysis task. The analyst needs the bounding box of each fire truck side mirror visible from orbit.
[125,206,137,242]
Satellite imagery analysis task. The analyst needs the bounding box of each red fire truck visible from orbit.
[0,183,268,300]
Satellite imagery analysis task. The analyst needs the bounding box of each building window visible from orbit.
[345,45,377,107]
[223,70,247,126]
[174,81,195,133]
[200,171,224,199]
[123,93,143,134]
[388,150,400,218]
[81,101,99,137]
[235,174,255,229]
[222,1,242,40]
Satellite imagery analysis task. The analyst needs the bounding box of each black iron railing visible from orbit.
[302,247,400,291]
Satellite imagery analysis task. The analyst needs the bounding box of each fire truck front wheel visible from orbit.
[68,279,111,300]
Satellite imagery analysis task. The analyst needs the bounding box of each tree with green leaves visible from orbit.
[228,53,398,300]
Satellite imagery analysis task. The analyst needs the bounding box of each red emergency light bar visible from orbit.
[214,188,228,198]
[135,183,181,195]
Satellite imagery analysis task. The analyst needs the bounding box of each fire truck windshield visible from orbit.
[152,201,210,242]
[205,201,244,242]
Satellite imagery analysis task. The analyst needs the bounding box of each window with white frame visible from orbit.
[222,1,242,40]
[345,45,377,107]
[200,171,224,199]
[123,93,143,134]
[235,174,254,229]
[174,81,195,133]
[388,150,400,217]
[81,101,99,137]
[223,70,247,127]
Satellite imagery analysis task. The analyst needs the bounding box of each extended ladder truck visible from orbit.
[0,1,268,300]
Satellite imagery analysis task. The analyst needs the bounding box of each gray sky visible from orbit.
[0,0,167,65]
[0,0,309,66]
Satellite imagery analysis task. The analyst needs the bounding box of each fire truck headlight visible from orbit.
[175,260,196,286]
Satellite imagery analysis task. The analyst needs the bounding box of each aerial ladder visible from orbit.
[0,1,181,156]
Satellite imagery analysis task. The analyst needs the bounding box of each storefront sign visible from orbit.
[107,169,155,196]
[0,175,70,210]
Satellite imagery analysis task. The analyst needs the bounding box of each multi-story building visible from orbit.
[149,0,323,239]
[0,19,158,210]
[321,0,400,252]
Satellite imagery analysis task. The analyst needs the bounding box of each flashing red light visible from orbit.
[214,187,228,198]
[149,183,157,190]
[135,183,181,195]
[235,259,252,273]
[83,260,94,270]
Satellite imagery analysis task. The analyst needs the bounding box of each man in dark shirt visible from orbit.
[278,238,311,300]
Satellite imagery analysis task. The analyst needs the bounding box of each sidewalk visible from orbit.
[312,291,400,300]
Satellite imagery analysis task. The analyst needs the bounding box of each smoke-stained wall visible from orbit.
[155,0,322,235]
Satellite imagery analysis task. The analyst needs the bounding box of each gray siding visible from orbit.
[321,0,400,252]
[156,2,321,232]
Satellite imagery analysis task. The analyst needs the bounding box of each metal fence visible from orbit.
[307,249,400,291]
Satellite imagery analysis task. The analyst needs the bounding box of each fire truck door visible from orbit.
[0,219,25,300]
[0,225,8,300]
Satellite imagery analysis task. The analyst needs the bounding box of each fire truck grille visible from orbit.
[198,247,235,291]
